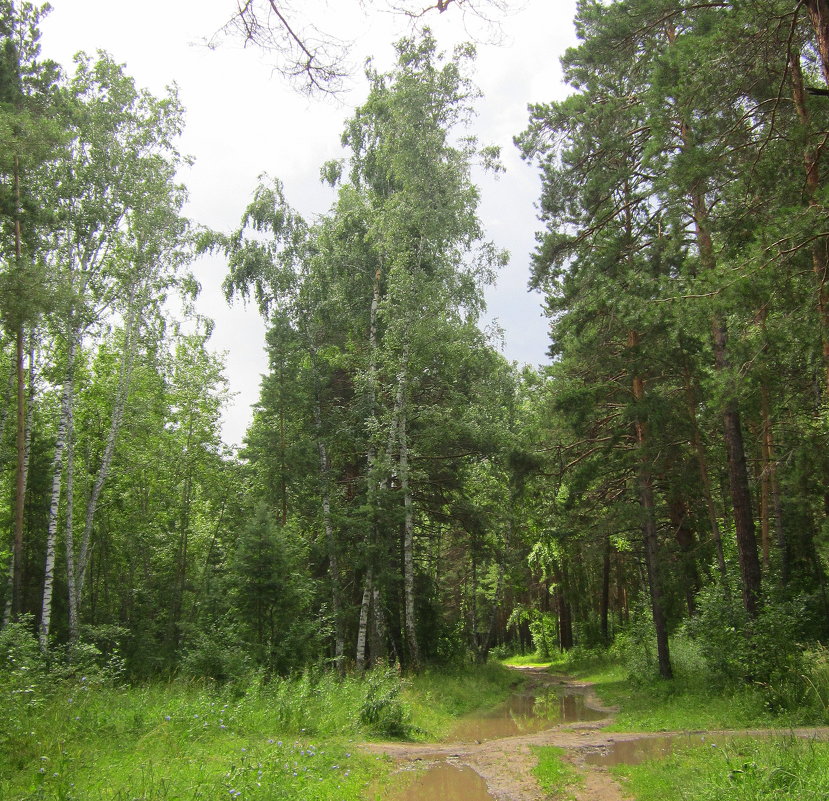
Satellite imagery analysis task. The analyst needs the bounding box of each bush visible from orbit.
[685,585,808,688]
[359,664,407,737]
[179,627,253,684]
[612,601,660,684]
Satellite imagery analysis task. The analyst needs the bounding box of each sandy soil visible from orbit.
[361,666,829,801]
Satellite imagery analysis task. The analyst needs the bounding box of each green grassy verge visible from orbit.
[501,653,552,668]
[532,745,583,799]
[0,674,392,801]
[541,650,804,732]
[614,736,829,801]
[404,661,525,739]
[0,662,524,800]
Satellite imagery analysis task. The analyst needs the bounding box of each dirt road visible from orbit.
[363,667,829,801]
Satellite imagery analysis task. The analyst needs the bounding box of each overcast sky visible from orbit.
[40,0,578,446]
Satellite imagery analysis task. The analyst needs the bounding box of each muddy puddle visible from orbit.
[449,687,607,742]
[584,733,727,766]
[388,763,495,801]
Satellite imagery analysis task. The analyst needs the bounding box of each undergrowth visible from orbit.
[0,622,525,800]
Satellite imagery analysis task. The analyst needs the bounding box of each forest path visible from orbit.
[363,666,829,801]
[364,666,626,801]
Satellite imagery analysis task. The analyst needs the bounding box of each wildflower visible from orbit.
[267,739,274,744]
[277,741,283,746]
[164,716,171,721]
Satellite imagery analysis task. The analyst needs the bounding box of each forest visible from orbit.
[3,0,829,799]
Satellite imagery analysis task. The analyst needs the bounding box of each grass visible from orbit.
[532,745,583,799]
[613,736,829,801]
[536,645,812,732]
[501,653,552,668]
[404,661,525,740]
[0,674,393,801]
[0,661,526,801]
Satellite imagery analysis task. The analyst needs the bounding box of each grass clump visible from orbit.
[615,736,829,801]
[532,745,583,799]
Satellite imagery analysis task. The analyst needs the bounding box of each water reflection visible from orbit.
[449,688,607,742]
[584,734,725,766]
[389,763,494,801]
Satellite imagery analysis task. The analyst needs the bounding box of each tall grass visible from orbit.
[0,626,526,801]
[615,737,829,801]
[0,667,407,801]
[404,661,525,739]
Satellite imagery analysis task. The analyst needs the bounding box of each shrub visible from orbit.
[179,626,252,684]
[359,664,407,737]
[0,616,50,754]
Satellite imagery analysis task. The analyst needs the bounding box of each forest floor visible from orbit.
[363,666,829,801]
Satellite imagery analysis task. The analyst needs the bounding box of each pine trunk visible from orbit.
[667,496,700,617]
[683,368,729,589]
[806,0,829,88]
[396,368,419,671]
[667,22,761,616]
[790,51,829,397]
[318,435,344,666]
[600,536,611,643]
[629,330,672,679]
[554,563,574,651]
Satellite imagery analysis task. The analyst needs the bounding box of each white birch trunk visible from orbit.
[65,425,77,638]
[6,336,36,625]
[356,567,373,671]
[69,281,143,639]
[39,334,77,648]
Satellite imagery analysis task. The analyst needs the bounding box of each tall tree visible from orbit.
[0,0,61,622]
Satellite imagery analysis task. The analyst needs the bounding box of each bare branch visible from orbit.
[211,0,515,94]
[211,0,352,95]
